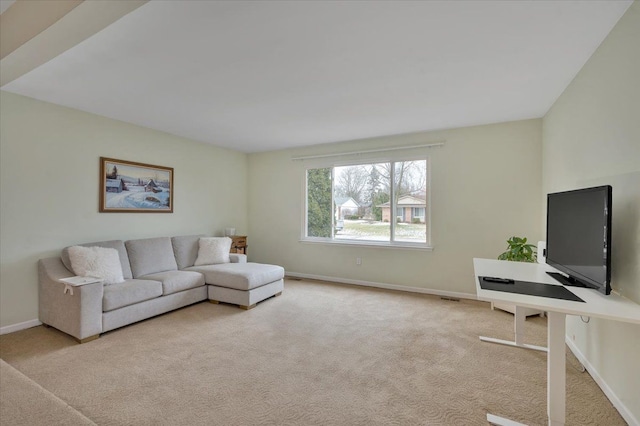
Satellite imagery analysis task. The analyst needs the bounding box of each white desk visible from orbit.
[473,258,640,426]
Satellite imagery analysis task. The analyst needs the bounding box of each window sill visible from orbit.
[299,238,433,251]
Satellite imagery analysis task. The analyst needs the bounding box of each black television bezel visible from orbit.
[545,185,612,295]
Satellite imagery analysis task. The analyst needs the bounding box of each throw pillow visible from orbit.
[68,246,125,285]
[194,237,232,266]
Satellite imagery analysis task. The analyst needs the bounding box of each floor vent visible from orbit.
[440,297,460,302]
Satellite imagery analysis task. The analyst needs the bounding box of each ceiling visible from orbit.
[0,1,632,153]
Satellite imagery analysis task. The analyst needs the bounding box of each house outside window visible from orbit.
[304,159,429,247]
[335,196,360,219]
[381,196,426,224]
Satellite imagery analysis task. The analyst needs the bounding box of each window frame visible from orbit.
[301,154,432,250]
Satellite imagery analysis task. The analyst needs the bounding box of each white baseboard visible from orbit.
[285,271,476,301]
[0,319,42,335]
[566,337,638,426]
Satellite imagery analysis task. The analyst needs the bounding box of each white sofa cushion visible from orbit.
[67,246,124,285]
[61,240,133,279]
[194,237,232,266]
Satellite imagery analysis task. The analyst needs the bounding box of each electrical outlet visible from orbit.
[572,334,576,341]
[356,257,362,265]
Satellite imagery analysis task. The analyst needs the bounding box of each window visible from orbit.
[305,159,429,246]
[412,207,425,221]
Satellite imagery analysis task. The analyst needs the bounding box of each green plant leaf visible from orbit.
[497,235,537,262]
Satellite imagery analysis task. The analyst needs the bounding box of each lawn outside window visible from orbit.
[304,157,431,248]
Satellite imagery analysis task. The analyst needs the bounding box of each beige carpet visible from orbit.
[0,359,95,425]
[0,279,625,425]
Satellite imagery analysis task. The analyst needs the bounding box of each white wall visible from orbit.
[248,119,542,296]
[542,1,640,421]
[0,91,248,328]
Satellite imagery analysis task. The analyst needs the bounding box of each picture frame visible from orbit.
[99,157,173,213]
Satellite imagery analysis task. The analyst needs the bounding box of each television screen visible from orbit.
[546,185,612,295]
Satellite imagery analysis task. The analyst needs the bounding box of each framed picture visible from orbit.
[99,157,173,213]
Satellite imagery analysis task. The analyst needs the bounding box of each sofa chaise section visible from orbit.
[188,262,284,309]
[173,235,285,310]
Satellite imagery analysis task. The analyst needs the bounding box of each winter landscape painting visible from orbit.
[99,157,173,213]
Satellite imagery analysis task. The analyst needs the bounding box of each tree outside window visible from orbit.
[306,167,332,238]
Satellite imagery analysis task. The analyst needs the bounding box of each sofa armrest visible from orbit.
[229,254,247,264]
[38,257,103,341]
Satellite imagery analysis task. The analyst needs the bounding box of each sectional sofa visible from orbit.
[38,235,284,343]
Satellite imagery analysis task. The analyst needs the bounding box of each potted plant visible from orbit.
[498,236,537,263]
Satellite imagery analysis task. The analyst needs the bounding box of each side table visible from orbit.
[59,276,102,295]
[229,235,247,255]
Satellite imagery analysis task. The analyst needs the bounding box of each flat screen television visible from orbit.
[546,185,612,295]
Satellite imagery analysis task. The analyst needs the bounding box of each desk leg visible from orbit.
[484,309,565,426]
[547,311,566,426]
[480,306,547,352]
[514,305,526,345]
[486,413,528,426]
